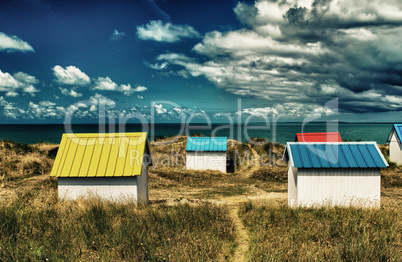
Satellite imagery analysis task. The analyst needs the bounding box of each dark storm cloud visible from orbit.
[152,0,402,114]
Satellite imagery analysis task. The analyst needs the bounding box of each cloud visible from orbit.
[133,85,147,92]
[39,101,56,107]
[0,69,39,94]
[13,72,39,85]
[23,86,39,94]
[0,32,35,53]
[53,65,90,86]
[0,70,20,90]
[59,87,83,97]
[27,101,67,119]
[0,96,25,119]
[151,0,402,114]
[110,29,126,40]
[237,103,336,120]
[137,20,200,43]
[93,77,147,96]
[89,93,116,107]
[153,103,167,114]
[5,91,18,97]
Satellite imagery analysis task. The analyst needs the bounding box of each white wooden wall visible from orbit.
[58,152,150,203]
[288,166,298,207]
[186,152,227,173]
[58,176,139,201]
[58,165,149,203]
[389,131,402,165]
[288,168,380,208]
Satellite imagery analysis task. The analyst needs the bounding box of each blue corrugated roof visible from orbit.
[285,142,388,168]
[186,137,227,152]
[387,124,402,142]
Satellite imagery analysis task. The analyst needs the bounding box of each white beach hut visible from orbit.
[186,137,227,173]
[50,132,152,202]
[283,142,388,208]
[387,124,402,165]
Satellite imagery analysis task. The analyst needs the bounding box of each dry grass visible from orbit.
[0,139,237,261]
[0,138,401,261]
[0,140,55,185]
[239,200,402,261]
[0,189,235,261]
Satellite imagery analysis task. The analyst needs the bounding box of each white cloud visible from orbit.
[0,32,35,53]
[5,91,18,97]
[0,96,25,119]
[93,77,147,96]
[53,65,90,86]
[237,103,335,119]
[192,30,325,58]
[23,85,39,93]
[0,69,39,94]
[28,101,38,109]
[75,102,88,108]
[89,93,116,107]
[133,85,147,92]
[149,62,168,70]
[137,20,200,43]
[149,0,402,113]
[26,101,68,119]
[93,77,119,91]
[110,29,126,40]
[13,72,39,85]
[137,95,144,100]
[153,103,167,114]
[39,101,56,107]
[59,87,83,97]
[0,70,20,90]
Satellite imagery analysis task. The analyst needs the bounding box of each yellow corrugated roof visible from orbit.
[50,132,151,177]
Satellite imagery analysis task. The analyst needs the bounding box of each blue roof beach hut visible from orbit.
[283,142,388,208]
[387,124,402,165]
[186,137,228,173]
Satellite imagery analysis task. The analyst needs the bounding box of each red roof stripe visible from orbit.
[295,132,342,142]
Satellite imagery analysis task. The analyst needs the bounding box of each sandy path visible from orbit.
[229,205,249,262]
[218,186,286,262]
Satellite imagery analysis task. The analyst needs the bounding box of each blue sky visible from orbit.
[1,0,402,123]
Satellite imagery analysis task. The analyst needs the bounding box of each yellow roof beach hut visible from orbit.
[50,132,152,202]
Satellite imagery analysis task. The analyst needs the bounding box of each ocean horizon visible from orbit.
[0,122,393,145]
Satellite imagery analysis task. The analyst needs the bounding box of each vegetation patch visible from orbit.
[194,185,249,199]
[239,202,402,261]
[0,190,235,261]
[0,140,54,183]
[250,166,287,183]
[152,168,230,187]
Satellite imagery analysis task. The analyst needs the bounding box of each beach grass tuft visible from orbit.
[239,202,402,261]
[0,190,235,261]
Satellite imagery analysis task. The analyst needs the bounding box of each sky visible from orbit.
[0,0,402,123]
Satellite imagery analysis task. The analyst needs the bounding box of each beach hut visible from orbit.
[50,132,152,202]
[295,132,342,142]
[186,137,227,173]
[283,142,388,208]
[387,124,402,165]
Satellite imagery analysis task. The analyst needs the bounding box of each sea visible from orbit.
[0,122,394,145]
